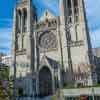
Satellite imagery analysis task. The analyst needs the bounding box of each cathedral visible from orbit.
[12,0,96,97]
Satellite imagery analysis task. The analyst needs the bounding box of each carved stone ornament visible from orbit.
[39,31,58,51]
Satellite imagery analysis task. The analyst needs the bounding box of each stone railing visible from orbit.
[61,87,100,96]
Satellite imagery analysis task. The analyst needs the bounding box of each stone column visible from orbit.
[52,70,55,94]
[57,17,63,88]
[27,0,32,62]
[21,10,24,49]
[26,0,35,96]
[70,0,76,41]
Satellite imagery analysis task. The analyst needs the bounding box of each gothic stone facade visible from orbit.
[12,0,96,96]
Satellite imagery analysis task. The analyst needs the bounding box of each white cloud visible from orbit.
[0,18,12,23]
[0,28,12,38]
[0,18,12,28]
[0,27,12,54]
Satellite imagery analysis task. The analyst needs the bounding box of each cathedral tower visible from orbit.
[59,0,94,86]
[12,0,36,96]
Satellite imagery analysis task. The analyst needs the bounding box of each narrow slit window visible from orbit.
[74,0,79,15]
[17,10,21,33]
[67,0,72,16]
[74,0,79,22]
[23,9,27,32]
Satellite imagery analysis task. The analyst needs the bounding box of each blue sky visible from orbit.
[0,0,100,54]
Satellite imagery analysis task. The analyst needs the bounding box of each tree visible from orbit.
[0,65,12,100]
[0,81,9,100]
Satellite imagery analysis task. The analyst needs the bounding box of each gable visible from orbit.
[39,9,55,21]
[39,55,60,70]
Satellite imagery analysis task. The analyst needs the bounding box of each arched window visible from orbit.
[67,0,73,24]
[23,9,27,32]
[67,0,79,23]
[73,0,79,22]
[73,0,78,13]
[67,0,72,16]
[17,10,21,33]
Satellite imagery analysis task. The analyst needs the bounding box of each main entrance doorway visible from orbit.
[39,66,53,97]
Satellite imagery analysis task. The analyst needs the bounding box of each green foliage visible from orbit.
[52,89,61,100]
[52,95,58,100]
[0,67,9,80]
[0,66,12,100]
[0,82,9,100]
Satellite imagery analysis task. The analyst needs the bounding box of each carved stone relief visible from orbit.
[38,31,58,52]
